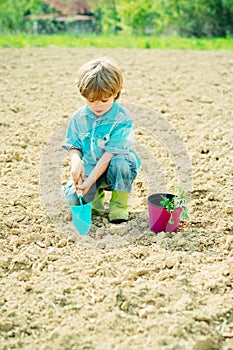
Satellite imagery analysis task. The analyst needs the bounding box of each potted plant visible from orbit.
[147,188,189,233]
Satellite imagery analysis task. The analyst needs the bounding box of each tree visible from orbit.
[116,0,158,34]
[0,0,43,32]
[160,0,233,37]
[89,0,120,33]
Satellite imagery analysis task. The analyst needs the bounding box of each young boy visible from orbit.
[61,57,141,223]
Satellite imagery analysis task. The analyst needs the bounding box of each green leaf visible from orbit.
[160,188,190,221]
[169,215,174,224]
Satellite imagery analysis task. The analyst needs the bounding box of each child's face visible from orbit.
[85,93,115,117]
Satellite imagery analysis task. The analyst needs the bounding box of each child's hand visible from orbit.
[70,156,85,187]
[78,177,93,196]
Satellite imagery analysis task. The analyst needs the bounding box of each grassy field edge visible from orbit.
[0,33,233,50]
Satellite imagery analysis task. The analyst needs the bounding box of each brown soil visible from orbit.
[0,48,233,350]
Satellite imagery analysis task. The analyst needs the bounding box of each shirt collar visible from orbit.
[85,101,119,121]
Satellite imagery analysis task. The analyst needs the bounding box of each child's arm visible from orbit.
[69,148,85,187]
[78,151,114,195]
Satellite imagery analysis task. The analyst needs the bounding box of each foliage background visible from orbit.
[0,0,233,37]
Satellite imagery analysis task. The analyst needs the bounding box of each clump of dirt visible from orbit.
[0,48,232,350]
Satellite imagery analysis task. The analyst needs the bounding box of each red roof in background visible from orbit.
[44,0,91,15]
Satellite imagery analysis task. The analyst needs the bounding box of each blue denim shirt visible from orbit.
[62,101,141,176]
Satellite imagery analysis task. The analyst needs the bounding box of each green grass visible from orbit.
[0,33,233,50]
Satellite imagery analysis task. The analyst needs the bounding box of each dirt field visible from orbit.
[0,48,233,350]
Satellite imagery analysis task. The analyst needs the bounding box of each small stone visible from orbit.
[44,238,52,246]
[30,322,41,329]
[223,338,233,350]
[165,258,176,269]
[168,324,183,337]
[109,224,127,236]
[47,264,54,272]
[121,280,134,288]
[47,254,59,262]
[102,218,109,225]
[96,242,106,249]
[156,297,166,308]
[0,321,14,332]
[63,287,72,294]
[139,305,155,318]
[174,295,193,311]
[224,236,233,251]
[35,241,46,248]
[110,278,121,285]
[0,299,6,306]
[4,220,13,228]
[226,206,233,214]
[194,312,212,322]
[17,271,31,282]
[11,228,20,235]
[25,284,33,292]
[0,257,12,269]
[16,256,28,265]
[122,268,150,281]
[193,337,219,350]
[71,304,83,311]
[200,95,213,103]
[30,233,44,242]
[57,239,67,248]
[67,234,77,243]
[36,261,47,272]
[95,228,106,240]
[207,193,215,201]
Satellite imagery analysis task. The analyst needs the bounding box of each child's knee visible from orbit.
[109,155,130,177]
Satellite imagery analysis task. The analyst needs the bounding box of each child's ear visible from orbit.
[115,91,120,100]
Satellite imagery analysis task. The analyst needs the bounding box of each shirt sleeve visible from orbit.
[104,111,134,154]
[61,113,82,152]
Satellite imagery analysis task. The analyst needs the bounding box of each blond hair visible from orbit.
[77,57,123,101]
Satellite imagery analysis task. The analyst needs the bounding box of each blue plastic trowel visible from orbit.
[70,182,92,235]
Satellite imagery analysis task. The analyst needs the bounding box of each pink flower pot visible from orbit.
[148,193,182,233]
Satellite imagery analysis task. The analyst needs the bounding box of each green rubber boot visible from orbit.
[109,190,129,223]
[92,189,105,215]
